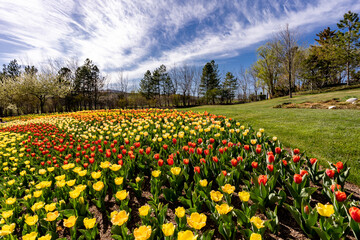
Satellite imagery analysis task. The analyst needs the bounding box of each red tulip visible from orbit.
[255,148,261,154]
[139,149,144,155]
[294,148,300,154]
[183,159,189,165]
[258,175,268,185]
[267,164,274,172]
[89,158,94,164]
[118,160,123,166]
[158,159,164,167]
[231,159,238,167]
[194,166,200,174]
[244,145,249,151]
[282,159,288,166]
[200,158,206,164]
[41,162,45,166]
[300,170,308,176]
[196,148,202,155]
[310,158,317,165]
[172,138,177,144]
[154,153,160,160]
[251,161,258,169]
[268,154,275,163]
[209,138,215,144]
[293,155,300,163]
[237,156,243,162]
[275,147,282,154]
[326,169,335,178]
[197,138,203,144]
[349,207,360,223]
[222,170,227,176]
[212,156,218,163]
[335,191,347,202]
[204,149,209,155]
[294,174,302,184]
[335,161,344,170]
[163,144,168,150]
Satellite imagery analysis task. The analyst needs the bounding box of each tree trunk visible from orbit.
[289,60,292,98]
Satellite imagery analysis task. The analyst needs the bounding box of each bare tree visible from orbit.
[275,23,299,98]
[191,66,202,105]
[249,64,260,99]
[238,66,249,101]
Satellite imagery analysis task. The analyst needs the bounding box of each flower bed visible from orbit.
[0,109,358,240]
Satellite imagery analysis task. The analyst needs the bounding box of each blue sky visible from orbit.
[0,0,359,86]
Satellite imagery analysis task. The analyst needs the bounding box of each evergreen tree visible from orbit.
[199,60,220,104]
[222,72,238,103]
[337,11,360,84]
[2,59,21,80]
[139,70,154,101]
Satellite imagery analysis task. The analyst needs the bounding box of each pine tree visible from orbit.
[139,70,153,100]
[199,60,220,104]
[222,72,237,103]
[337,11,360,85]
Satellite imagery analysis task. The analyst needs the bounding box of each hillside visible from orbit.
[180,88,360,184]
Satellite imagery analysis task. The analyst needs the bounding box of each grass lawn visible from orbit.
[180,88,360,185]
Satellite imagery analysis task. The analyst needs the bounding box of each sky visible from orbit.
[0,0,360,87]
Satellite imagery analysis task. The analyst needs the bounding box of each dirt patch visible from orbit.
[274,98,360,109]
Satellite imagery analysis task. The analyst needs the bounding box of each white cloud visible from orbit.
[0,0,359,85]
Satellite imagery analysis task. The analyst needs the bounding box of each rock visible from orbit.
[346,98,358,103]
[328,106,336,109]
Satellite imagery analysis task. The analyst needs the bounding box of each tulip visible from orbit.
[293,174,302,184]
[215,203,233,214]
[326,169,335,178]
[267,164,274,172]
[300,170,308,176]
[178,230,197,240]
[258,175,267,186]
[93,181,104,191]
[331,184,341,192]
[251,162,258,169]
[293,155,300,163]
[199,179,208,187]
[194,166,200,174]
[238,191,250,202]
[310,158,317,165]
[83,218,96,229]
[250,233,262,240]
[316,203,334,217]
[221,184,235,194]
[111,210,129,226]
[187,212,207,230]
[171,167,181,175]
[44,211,59,222]
[115,190,128,201]
[22,232,38,240]
[210,190,223,202]
[335,191,347,202]
[152,170,161,178]
[139,205,151,216]
[162,222,175,236]
[231,158,238,167]
[175,207,185,218]
[294,148,300,154]
[250,216,264,229]
[349,207,360,223]
[133,225,152,240]
[25,215,38,226]
[275,147,281,154]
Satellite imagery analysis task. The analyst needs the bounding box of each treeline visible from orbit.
[0,11,359,116]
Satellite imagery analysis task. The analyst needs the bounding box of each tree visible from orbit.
[249,65,260,98]
[253,41,281,98]
[199,60,220,104]
[221,72,238,103]
[275,24,299,98]
[337,11,360,85]
[2,59,21,80]
[139,70,154,104]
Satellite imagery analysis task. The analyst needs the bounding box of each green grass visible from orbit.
[180,88,360,185]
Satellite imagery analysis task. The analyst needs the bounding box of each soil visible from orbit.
[274,99,360,110]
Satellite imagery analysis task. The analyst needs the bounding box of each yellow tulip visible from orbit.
[115,177,124,185]
[44,211,59,222]
[215,204,233,215]
[199,179,208,187]
[221,184,235,194]
[133,225,152,240]
[135,177,141,183]
[170,167,181,176]
[210,190,223,202]
[25,215,38,226]
[162,222,175,236]
[2,210,13,219]
[111,210,129,226]
[22,232,38,240]
[5,197,16,205]
[63,216,77,228]
[56,180,66,188]
[69,189,81,199]
[91,171,101,179]
[74,184,87,192]
[0,223,15,236]
[78,170,87,177]
[38,234,52,240]
[115,190,128,200]
[39,169,46,175]
[175,207,185,218]
[7,179,15,186]
[250,216,264,229]
[177,230,197,240]
[139,205,151,216]
[187,212,207,230]
[100,161,110,169]
[93,181,104,191]
[110,164,121,171]
[33,190,43,198]
[66,179,76,187]
[316,203,334,217]
[152,170,161,178]
[45,203,56,212]
[238,191,250,202]
[55,174,65,181]
[84,217,96,229]
[250,233,262,240]
[251,139,257,145]
[31,202,45,212]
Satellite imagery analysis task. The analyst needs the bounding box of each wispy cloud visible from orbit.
[0,0,359,84]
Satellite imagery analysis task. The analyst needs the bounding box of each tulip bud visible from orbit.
[304,205,310,214]
[294,174,302,184]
